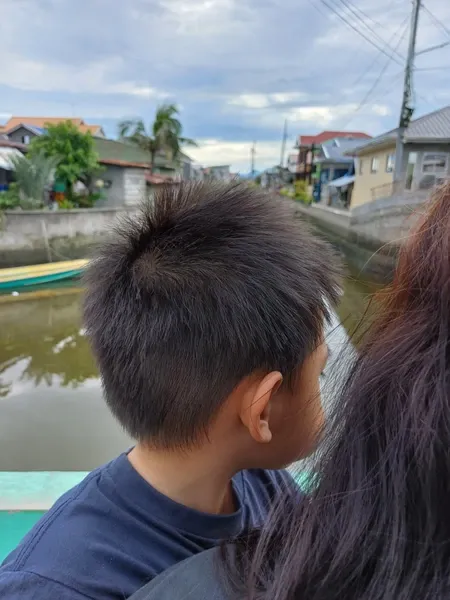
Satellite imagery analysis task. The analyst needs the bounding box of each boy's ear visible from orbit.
[240,372,283,444]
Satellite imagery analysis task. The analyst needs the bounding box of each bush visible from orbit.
[69,191,104,208]
[58,199,76,210]
[294,180,311,205]
[280,187,295,198]
[0,183,20,210]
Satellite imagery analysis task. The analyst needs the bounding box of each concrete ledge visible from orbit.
[3,207,139,216]
[0,472,89,511]
[0,205,140,267]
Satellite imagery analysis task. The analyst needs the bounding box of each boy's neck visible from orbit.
[128,443,238,515]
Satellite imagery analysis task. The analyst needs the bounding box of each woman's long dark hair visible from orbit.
[229,184,450,599]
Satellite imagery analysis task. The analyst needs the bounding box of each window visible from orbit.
[22,135,30,144]
[386,153,395,173]
[359,159,364,175]
[422,152,448,174]
[371,157,379,173]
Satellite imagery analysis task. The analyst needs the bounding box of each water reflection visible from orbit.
[0,292,130,471]
[0,294,97,394]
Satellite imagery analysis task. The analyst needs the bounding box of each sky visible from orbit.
[1,0,450,173]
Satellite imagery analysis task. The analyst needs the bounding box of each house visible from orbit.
[348,105,450,208]
[93,138,150,206]
[191,163,205,181]
[202,165,231,182]
[313,138,369,205]
[0,117,105,142]
[294,130,371,182]
[0,140,26,191]
[287,153,299,175]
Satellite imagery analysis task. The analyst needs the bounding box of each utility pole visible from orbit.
[250,141,256,177]
[394,0,421,183]
[280,119,288,168]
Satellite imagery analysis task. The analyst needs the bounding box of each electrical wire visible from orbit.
[314,0,405,67]
[339,26,408,128]
[336,0,404,63]
[422,5,450,39]
[334,17,408,109]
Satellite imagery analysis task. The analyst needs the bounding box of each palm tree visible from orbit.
[118,104,197,171]
[9,151,60,208]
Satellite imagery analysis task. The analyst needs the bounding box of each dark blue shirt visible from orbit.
[0,453,290,600]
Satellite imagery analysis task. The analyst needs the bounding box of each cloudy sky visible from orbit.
[1,0,450,172]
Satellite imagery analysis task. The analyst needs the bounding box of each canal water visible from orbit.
[0,274,376,472]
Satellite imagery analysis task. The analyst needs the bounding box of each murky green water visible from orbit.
[0,275,376,472]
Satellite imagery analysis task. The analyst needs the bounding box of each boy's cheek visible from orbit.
[270,387,324,464]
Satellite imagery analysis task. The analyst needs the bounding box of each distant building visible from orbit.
[93,138,150,206]
[202,165,231,182]
[294,130,371,182]
[313,137,369,205]
[191,163,205,181]
[348,105,450,208]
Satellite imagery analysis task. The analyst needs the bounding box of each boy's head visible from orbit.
[84,182,340,468]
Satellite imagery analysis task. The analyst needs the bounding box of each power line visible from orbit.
[422,5,450,39]
[333,17,408,118]
[340,22,409,128]
[337,17,408,105]
[415,65,450,71]
[314,0,405,67]
[336,0,404,63]
[339,0,386,29]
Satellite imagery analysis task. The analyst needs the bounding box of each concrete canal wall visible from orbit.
[0,207,139,267]
[293,190,429,282]
[0,190,431,273]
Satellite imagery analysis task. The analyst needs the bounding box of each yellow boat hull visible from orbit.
[0,260,89,291]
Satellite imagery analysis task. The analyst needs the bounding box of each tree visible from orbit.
[29,121,101,194]
[9,151,60,208]
[118,103,196,170]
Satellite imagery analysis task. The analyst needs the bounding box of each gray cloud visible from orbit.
[1,0,449,169]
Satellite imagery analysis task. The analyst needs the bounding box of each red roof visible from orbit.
[299,131,371,146]
[0,139,27,151]
[145,172,177,185]
[100,158,149,169]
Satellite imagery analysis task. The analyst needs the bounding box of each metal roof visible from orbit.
[349,105,450,155]
[0,146,24,170]
[94,138,151,167]
[318,138,368,162]
[328,174,355,188]
[406,105,450,139]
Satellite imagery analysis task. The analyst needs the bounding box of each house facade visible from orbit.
[350,106,450,208]
[203,165,231,181]
[294,130,371,182]
[313,138,369,204]
[93,138,150,207]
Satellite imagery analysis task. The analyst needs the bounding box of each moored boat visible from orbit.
[0,259,88,292]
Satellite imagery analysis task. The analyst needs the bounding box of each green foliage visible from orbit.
[70,191,104,208]
[280,187,295,198]
[118,103,197,168]
[294,180,312,204]
[58,199,76,210]
[0,183,20,210]
[29,121,101,191]
[8,151,59,208]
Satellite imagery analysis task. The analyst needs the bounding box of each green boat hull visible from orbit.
[0,269,84,292]
[0,472,88,561]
